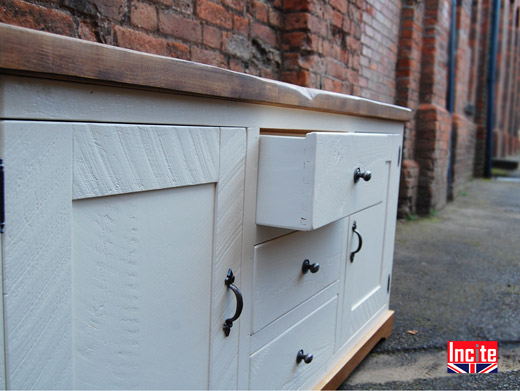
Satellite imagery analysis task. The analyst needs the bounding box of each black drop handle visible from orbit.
[223,269,243,337]
[302,259,320,274]
[296,349,313,364]
[350,221,363,262]
[354,167,372,183]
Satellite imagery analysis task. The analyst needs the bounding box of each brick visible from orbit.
[251,22,276,46]
[326,58,345,79]
[91,0,126,21]
[196,0,232,28]
[114,25,166,55]
[251,0,268,23]
[233,14,249,34]
[282,70,311,86]
[0,0,75,36]
[203,25,222,49]
[222,0,246,11]
[285,12,309,31]
[330,0,347,13]
[78,20,97,41]
[229,58,245,72]
[131,1,157,31]
[268,8,283,28]
[191,46,227,68]
[158,11,202,42]
[167,40,190,59]
[261,67,275,79]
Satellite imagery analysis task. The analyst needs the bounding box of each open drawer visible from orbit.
[256,132,399,230]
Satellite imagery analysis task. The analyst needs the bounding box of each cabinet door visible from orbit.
[340,133,401,347]
[0,122,246,389]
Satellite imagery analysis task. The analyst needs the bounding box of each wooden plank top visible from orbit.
[0,23,411,122]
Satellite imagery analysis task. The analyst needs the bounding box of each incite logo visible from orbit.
[447,341,498,373]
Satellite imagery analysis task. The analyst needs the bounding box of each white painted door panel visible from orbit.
[256,132,393,230]
[341,174,391,346]
[249,297,337,390]
[1,121,246,390]
[252,221,342,333]
[73,185,214,389]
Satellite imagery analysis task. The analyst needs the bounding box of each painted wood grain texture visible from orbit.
[252,222,342,333]
[0,24,411,122]
[342,203,388,345]
[209,128,247,390]
[237,127,260,389]
[72,185,214,389]
[249,297,337,390]
[0,234,5,389]
[0,76,406,135]
[1,121,73,389]
[73,124,219,199]
[256,133,392,230]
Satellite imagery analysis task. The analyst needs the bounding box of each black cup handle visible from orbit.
[223,269,244,337]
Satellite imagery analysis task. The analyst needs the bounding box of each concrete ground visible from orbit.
[339,161,520,390]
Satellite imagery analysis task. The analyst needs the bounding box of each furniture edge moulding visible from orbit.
[0,23,412,122]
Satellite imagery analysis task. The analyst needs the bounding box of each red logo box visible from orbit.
[447,341,498,373]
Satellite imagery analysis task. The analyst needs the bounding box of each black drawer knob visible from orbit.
[302,259,320,274]
[296,349,313,364]
[354,167,372,183]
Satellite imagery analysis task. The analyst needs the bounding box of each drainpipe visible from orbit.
[486,0,501,178]
[447,0,457,198]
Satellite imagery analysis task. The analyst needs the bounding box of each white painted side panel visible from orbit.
[256,136,312,229]
[0,235,4,390]
[256,133,391,230]
[73,185,214,389]
[73,124,219,199]
[249,297,337,390]
[1,121,73,389]
[209,128,246,390]
[252,222,342,333]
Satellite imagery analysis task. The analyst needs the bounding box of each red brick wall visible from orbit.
[395,0,424,216]
[281,0,363,93]
[451,0,476,197]
[0,0,284,77]
[358,0,400,103]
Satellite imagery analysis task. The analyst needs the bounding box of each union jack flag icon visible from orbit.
[447,363,498,373]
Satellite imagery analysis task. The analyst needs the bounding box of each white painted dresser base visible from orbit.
[0,75,403,390]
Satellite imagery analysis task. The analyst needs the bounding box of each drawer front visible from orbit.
[252,221,343,333]
[256,132,399,230]
[249,297,337,390]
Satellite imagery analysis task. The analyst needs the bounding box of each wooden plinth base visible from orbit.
[315,310,394,390]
